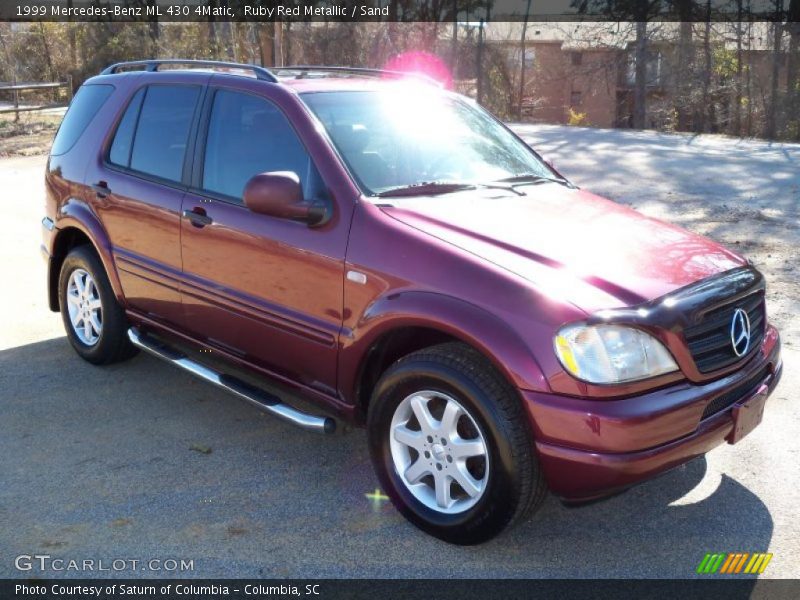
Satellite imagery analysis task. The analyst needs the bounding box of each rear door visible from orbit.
[87,75,205,325]
[179,77,351,396]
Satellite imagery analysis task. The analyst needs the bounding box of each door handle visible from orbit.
[91,181,110,198]
[182,208,213,227]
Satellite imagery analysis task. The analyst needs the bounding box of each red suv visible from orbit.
[42,60,782,544]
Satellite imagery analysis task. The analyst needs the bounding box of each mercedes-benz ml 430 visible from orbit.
[41,60,782,544]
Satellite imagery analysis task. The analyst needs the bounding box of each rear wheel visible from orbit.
[58,245,137,365]
[367,342,547,544]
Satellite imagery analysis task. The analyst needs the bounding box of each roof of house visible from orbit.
[483,21,777,52]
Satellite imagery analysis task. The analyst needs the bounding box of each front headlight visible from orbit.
[554,324,678,384]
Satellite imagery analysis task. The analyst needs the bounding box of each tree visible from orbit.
[765,1,785,139]
[732,0,745,135]
[675,20,695,130]
[700,2,713,132]
[573,0,665,129]
[786,0,800,138]
[633,21,648,128]
[517,0,532,119]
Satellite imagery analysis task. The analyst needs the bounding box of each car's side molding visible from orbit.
[339,290,551,407]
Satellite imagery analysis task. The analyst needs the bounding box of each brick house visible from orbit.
[479,22,786,131]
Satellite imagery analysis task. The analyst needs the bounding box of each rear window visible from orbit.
[51,84,114,156]
[108,84,201,183]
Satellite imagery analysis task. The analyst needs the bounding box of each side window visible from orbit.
[201,89,327,203]
[108,85,200,183]
[108,88,144,167]
[51,84,114,156]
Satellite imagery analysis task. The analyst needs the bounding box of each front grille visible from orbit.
[684,291,765,373]
[701,366,770,420]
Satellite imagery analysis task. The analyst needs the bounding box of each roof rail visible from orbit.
[272,66,442,86]
[100,59,278,82]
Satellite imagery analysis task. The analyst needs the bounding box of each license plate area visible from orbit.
[727,384,768,444]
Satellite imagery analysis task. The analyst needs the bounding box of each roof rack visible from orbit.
[272,66,441,86]
[100,61,441,87]
[100,59,279,82]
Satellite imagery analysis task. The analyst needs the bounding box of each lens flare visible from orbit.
[383,51,453,89]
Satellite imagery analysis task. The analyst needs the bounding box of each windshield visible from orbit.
[301,87,557,196]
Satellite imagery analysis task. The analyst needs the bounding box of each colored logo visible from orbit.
[696,552,772,575]
[730,308,752,357]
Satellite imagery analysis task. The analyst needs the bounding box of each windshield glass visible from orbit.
[301,87,556,196]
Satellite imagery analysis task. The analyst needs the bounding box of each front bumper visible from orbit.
[523,325,782,501]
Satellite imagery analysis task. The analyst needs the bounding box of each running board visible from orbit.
[127,328,336,434]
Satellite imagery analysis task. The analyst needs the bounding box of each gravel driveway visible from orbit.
[1,126,798,578]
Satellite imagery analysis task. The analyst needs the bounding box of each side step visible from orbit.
[127,328,336,434]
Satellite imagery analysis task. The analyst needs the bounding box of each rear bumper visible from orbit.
[41,217,57,311]
[523,325,782,501]
[41,217,54,258]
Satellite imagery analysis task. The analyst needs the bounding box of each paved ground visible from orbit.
[1,126,798,579]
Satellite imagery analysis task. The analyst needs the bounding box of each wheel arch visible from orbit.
[48,202,124,311]
[341,291,550,421]
[352,325,458,418]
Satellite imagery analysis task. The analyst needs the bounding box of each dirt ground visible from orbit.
[0,111,62,157]
[0,126,798,579]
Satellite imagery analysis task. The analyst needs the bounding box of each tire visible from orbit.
[58,245,137,365]
[367,342,547,545]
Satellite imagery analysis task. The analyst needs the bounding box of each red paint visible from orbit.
[42,69,783,501]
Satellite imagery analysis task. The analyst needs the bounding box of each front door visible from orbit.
[179,80,350,396]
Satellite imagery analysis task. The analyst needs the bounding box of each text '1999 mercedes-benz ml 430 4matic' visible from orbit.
[41,60,783,544]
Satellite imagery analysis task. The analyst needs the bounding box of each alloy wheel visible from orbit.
[389,390,489,514]
[66,268,103,346]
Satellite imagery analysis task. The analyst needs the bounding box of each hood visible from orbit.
[380,185,746,312]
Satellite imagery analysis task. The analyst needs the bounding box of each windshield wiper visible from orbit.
[499,174,573,188]
[376,181,473,198]
[376,180,525,198]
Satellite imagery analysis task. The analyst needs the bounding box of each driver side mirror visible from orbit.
[243,171,328,227]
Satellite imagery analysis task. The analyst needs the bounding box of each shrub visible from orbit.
[567,107,588,127]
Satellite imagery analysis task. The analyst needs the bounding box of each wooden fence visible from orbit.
[0,78,73,120]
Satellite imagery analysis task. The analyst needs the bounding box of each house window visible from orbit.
[523,48,536,67]
[571,52,583,66]
[626,51,663,87]
[508,47,536,69]
[570,91,582,106]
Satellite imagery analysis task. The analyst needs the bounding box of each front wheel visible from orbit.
[367,343,547,544]
[58,245,137,365]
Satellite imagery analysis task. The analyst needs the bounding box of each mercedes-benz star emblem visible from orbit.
[730,308,752,357]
